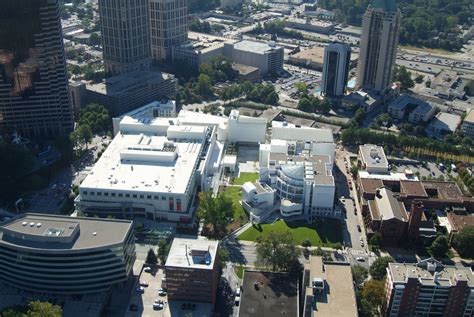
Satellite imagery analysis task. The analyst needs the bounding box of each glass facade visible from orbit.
[0,0,73,137]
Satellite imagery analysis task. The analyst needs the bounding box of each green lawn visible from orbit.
[233,172,259,185]
[238,219,342,248]
[223,186,248,231]
[234,265,245,279]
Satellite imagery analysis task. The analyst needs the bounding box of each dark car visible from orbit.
[129,304,138,311]
[357,225,361,232]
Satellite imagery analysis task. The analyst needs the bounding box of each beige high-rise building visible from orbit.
[357,0,400,93]
[149,0,188,61]
[99,0,151,75]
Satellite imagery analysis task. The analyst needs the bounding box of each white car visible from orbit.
[158,288,167,296]
[143,267,152,273]
[356,257,365,262]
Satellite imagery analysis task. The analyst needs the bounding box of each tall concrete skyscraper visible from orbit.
[321,43,351,97]
[0,0,73,138]
[357,0,400,93]
[149,0,188,61]
[99,0,151,75]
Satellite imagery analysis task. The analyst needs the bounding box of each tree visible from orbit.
[319,98,331,113]
[362,279,385,308]
[294,82,308,96]
[357,296,374,317]
[77,103,111,133]
[452,226,474,258]
[431,235,449,258]
[76,124,92,148]
[352,265,368,286]
[301,239,312,249]
[353,108,366,126]
[157,239,170,265]
[265,91,279,105]
[197,191,234,238]
[350,166,359,179]
[196,74,213,96]
[217,246,229,274]
[369,256,394,280]
[414,74,424,84]
[370,232,383,249]
[89,32,101,46]
[146,248,158,264]
[298,97,312,112]
[393,66,414,90]
[255,230,300,272]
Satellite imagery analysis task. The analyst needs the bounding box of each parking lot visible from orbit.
[126,267,168,317]
[390,161,457,180]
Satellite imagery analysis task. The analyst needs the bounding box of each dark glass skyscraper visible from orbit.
[0,0,73,138]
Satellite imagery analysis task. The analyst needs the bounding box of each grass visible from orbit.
[233,172,259,185]
[234,265,245,279]
[238,219,343,248]
[222,186,249,232]
[399,44,457,55]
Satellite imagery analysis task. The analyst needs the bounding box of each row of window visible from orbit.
[81,191,182,212]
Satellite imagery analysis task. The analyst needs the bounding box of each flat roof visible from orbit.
[272,121,334,143]
[360,178,384,194]
[305,256,357,317]
[359,144,388,170]
[239,270,298,317]
[400,180,428,198]
[80,131,204,195]
[233,40,281,55]
[428,112,462,132]
[0,214,132,251]
[446,213,474,232]
[165,238,218,270]
[358,171,419,181]
[464,109,474,124]
[86,71,174,96]
[388,259,474,288]
[422,181,463,199]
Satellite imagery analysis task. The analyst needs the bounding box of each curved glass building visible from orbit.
[0,214,135,294]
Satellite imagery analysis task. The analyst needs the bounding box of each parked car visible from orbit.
[139,281,149,287]
[357,225,361,232]
[356,257,365,262]
[158,288,167,296]
[153,300,164,310]
[129,304,138,311]
[136,286,145,294]
[143,266,152,273]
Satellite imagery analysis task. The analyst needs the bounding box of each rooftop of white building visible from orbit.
[80,129,205,195]
[0,214,132,251]
[233,40,282,54]
[165,238,218,270]
[271,121,334,143]
[359,144,388,170]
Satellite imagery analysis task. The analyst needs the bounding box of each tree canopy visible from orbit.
[452,226,474,259]
[76,103,111,133]
[255,230,300,272]
[197,191,234,238]
[393,66,414,91]
[352,265,369,286]
[430,235,449,258]
[369,256,394,280]
[362,279,385,308]
[1,301,62,317]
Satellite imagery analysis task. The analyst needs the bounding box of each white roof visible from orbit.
[233,40,281,54]
[177,110,227,127]
[80,130,204,195]
[358,171,419,181]
[271,121,334,143]
[242,181,257,194]
[359,144,388,169]
[165,238,218,270]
